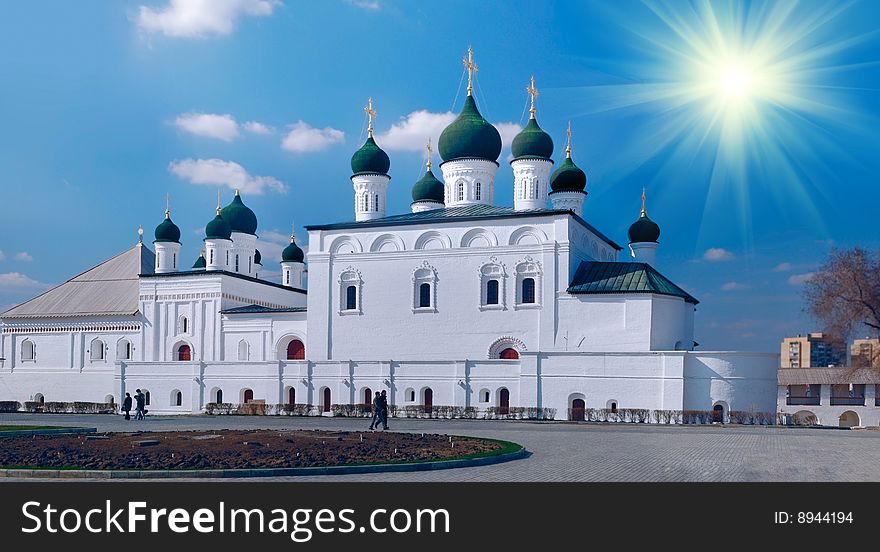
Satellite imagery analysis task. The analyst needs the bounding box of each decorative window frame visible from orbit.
[116,338,132,360]
[20,339,35,362]
[412,261,438,313]
[89,338,106,362]
[479,257,507,311]
[514,256,543,310]
[338,267,363,315]
[487,336,527,359]
[237,339,250,361]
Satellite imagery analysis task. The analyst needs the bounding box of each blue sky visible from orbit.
[0,0,878,351]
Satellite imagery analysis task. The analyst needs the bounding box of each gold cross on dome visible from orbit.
[364,97,376,136]
[426,137,433,170]
[165,193,171,217]
[527,75,538,117]
[216,190,222,214]
[565,121,572,158]
[290,223,296,242]
[463,46,478,96]
[641,187,647,217]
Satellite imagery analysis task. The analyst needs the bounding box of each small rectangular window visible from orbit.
[419,283,431,308]
[346,285,357,310]
[475,182,481,200]
[522,277,536,304]
[486,279,499,305]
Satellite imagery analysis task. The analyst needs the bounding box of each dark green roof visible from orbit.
[351,136,390,176]
[192,254,206,270]
[411,168,445,203]
[511,117,554,160]
[221,304,307,314]
[205,212,232,240]
[628,213,660,243]
[220,193,258,235]
[568,261,697,304]
[153,213,181,244]
[282,239,304,263]
[438,95,502,162]
[549,156,587,192]
[254,249,262,265]
[305,204,622,250]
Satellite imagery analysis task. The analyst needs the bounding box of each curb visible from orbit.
[0,428,97,438]
[0,445,528,479]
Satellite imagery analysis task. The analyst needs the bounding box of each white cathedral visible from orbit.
[0,53,779,420]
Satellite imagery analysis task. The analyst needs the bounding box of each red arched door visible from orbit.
[499,388,510,415]
[571,399,585,421]
[286,339,305,360]
[243,389,254,403]
[177,344,191,361]
[500,348,519,360]
[288,387,295,405]
[423,388,433,414]
[363,388,372,410]
[323,388,331,413]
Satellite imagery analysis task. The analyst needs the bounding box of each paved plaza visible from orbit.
[2,413,879,482]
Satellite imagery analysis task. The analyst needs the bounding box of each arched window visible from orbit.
[362,193,369,212]
[21,339,35,361]
[117,339,132,360]
[486,279,499,305]
[34,393,44,404]
[235,254,240,272]
[144,390,151,406]
[172,390,182,407]
[474,182,481,201]
[419,282,431,308]
[90,338,105,361]
[373,194,379,212]
[285,271,290,285]
[457,182,465,202]
[237,340,249,361]
[480,390,490,403]
[521,277,536,304]
[286,339,305,360]
[209,249,214,265]
[288,387,296,405]
[322,388,331,413]
[405,388,415,402]
[176,344,191,361]
[215,389,223,404]
[243,389,254,403]
[173,252,177,269]
[346,285,357,310]
[248,256,252,273]
[363,388,372,408]
[500,348,519,360]
[179,316,188,334]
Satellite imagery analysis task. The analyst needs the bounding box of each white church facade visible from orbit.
[0,54,779,420]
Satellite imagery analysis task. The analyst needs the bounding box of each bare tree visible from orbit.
[803,247,880,341]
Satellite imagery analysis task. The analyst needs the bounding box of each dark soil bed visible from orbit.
[0,430,509,470]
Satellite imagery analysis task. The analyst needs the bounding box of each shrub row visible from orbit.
[0,401,21,413]
[20,401,116,414]
[567,408,780,425]
[203,402,557,420]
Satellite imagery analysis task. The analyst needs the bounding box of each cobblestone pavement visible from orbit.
[2,413,879,482]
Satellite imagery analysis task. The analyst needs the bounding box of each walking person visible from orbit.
[368,390,382,430]
[134,388,145,421]
[122,392,132,421]
[379,390,389,430]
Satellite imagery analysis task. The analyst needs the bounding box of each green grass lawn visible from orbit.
[0,425,68,431]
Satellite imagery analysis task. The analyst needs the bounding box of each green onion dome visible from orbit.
[438,95,502,163]
[219,191,258,235]
[254,249,262,265]
[549,156,587,193]
[628,212,660,243]
[153,211,181,243]
[192,253,206,270]
[511,117,554,160]
[350,136,390,176]
[282,238,304,263]
[204,211,232,240]
[411,168,445,203]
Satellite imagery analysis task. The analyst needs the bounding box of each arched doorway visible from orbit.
[287,387,295,406]
[793,410,818,426]
[839,411,860,428]
[322,388,331,413]
[176,343,191,361]
[423,388,433,414]
[286,339,305,360]
[571,398,586,421]
[500,348,519,360]
[712,404,724,423]
[498,388,510,415]
[243,389,254,403]
[363,388,372,412]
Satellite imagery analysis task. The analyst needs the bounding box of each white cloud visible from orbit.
[14,252,33,262]
[345,0,380,9]
[169,158,288,195]
[0,272,47,290]
[243,121,273,135]
[256,230,309,267]
[720,282,750,291]
[281,121,345,153]
[136,0,280,38]
[0,250,5,261]
[702,248,735,262]
[772,262,792,272]
[173,112,239,141]
[788,272,816,286]
[376,110,521,153]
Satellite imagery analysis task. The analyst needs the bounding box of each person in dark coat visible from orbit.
[122,392,132,421]
[368,391,382,430]
[379,390,389,430]
[134,389,145,420]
